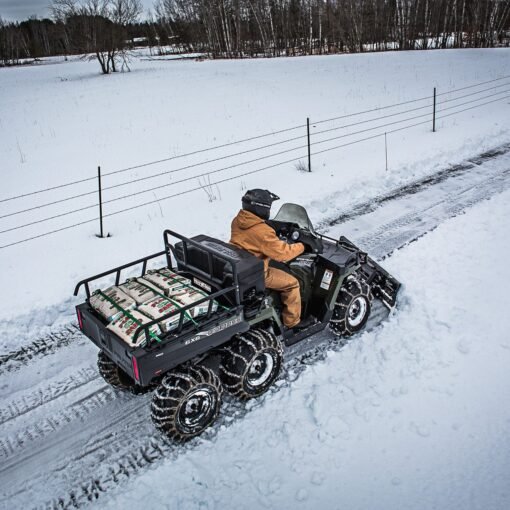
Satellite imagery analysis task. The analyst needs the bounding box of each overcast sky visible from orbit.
[0,0,155,22]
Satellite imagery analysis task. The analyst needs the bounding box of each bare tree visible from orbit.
[51,0,142,73]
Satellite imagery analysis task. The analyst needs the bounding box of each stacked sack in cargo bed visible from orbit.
[89,286,161,348]
[143,268,218,317]
[89,268,220,348]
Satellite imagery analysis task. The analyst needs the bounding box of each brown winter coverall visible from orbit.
[230,209,305,328]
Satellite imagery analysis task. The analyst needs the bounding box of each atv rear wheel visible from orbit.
[220,328,283,399]
[330,277,373,337]
[97,350,146,394]
[151,365,222,441]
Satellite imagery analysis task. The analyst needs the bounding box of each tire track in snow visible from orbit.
[0,385,116,463]
[318,142,510,231]
[1,144,510,509]
[355,168,510,260]
[3,334,352,510]
[0,324,83,375]
[0,366,98,427]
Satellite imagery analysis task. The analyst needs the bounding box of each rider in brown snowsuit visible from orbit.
[230,189,315,329]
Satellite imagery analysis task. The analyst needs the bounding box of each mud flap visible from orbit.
[338,236,401,309]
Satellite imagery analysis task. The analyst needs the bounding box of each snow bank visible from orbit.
[0,49,509,326]
[103,189,510,510]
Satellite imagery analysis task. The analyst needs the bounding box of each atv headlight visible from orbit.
[291,231,300,241]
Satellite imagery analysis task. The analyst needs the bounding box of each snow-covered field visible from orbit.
[1,49,510,509]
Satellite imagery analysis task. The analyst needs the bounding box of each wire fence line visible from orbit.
[437,93,510,119]
[6,81,510,215]
[0,188,98,220]
[434,74,510,96]
[3,78,509,223]
[2,73,509,205]
[0,97,441,219]
[1,75,509,249]
[437,88,510,113]
[2,89,502,234]
[435,81,510,105]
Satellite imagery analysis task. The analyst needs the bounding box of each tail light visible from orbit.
[76,308,83,330]
[132,356,140,382]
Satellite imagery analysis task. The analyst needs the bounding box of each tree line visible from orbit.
[1,0,509,72]
[155,0,510,57]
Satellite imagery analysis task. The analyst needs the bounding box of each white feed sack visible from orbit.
[176,289,218,318]
[90,286,136,322]
[119,278,157,305]
[144,268,191,297]
[106,310,162,347]
[139,296,189,332]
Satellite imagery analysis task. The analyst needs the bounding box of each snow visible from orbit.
[0,48,510,509]
[102,189,510,510]
[0,49,509,333]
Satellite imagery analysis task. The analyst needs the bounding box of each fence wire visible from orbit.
[2,74,509,205]
[1,78,509,249]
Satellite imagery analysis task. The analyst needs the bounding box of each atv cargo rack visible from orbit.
[74,229,244,347]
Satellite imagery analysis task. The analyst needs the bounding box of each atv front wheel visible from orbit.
[220,328,283,399]
[151,365,222,441]
[330,277,373,337]
[97,350,147,394]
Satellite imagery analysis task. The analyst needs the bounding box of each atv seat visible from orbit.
[173,235,265,304]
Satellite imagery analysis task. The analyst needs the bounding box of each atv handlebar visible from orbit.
[266,219,323,254]
[296,231,324,254]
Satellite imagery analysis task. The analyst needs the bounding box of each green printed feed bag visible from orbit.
[144,268,191,297]
[119,278,157,305]
[176,289,218,318]
[106,310,161,347]
[139,296,188,332]
[90,287,136,322]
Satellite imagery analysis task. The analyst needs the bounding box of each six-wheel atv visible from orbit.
[74,203,400,440]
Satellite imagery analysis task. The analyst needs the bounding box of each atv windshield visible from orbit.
[272,203,316,234]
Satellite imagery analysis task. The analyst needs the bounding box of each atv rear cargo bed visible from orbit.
[74,230,257,386]
[77,301,248,386]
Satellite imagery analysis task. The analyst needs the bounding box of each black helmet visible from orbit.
[242,189,280,220]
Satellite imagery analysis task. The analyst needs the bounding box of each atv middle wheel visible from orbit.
[329,277,373,337]
[220,328,283,399]
[151,365,222,441]
[97,350,147,394]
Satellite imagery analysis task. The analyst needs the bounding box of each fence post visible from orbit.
[433,87,436,132]
[307,117,312,172]
[97,166,104,238]
[385,132,388,172]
